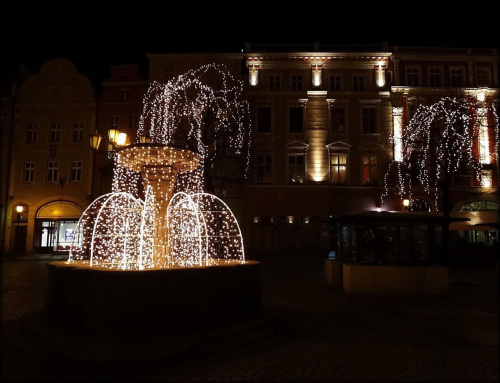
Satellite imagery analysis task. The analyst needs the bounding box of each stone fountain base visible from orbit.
[44,260,262,335]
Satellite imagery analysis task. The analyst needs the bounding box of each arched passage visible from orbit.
[35,201,82,254]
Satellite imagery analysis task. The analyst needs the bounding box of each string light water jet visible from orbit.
[68,64,251,270]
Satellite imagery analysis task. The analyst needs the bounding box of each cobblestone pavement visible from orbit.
[1,254,498,382]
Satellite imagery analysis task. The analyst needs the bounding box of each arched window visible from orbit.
[460,200,500,212]
[411,198,432,212]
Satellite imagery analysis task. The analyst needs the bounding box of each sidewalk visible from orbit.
[1,254,498,382]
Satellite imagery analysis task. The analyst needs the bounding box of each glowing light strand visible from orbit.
[382,96,498,211]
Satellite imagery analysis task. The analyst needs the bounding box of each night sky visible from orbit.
[2,8,498,94]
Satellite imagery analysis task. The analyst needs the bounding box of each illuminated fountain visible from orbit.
[45,64,260,331]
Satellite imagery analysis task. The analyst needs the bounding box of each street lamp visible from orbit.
[15,204,24,258]
[403,199,410,211]
[89,130,102,151]
[89,129,128,159]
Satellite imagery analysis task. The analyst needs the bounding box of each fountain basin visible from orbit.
[45,260,262,334]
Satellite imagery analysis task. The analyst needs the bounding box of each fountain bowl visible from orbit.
[45,259,262,334]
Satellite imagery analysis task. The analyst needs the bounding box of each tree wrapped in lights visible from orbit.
[133,63,252,197]
[382,96,498,261]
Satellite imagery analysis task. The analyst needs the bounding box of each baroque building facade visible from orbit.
[1,43,498,258]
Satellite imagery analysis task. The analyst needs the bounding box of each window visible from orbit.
[49,123,61,143]
[352,75,364,91]
[362,107,376,133]
[70,161,82,182]
[291,75,303,91]
[257,154,273,184]
[128,115,139,130]
[331,107,346,133]
[289,107,304,133]
[362,155,378,185]
[25,123,37,143]
[23,162,35,183]
[72,122,84,142]
[47,161,58,182]
[269,74,281,91]
[428,67,443,87]
[288,155,305,184]
[119,89,130,102]
[109,115,119,129]
[163,66,175,82]
[329,74,342,91]
[406,66,420,86]
[450,67,465,87]
[460,200,500,212]
[475,67,491,87]
[330,155,347,184]
[257,106,272,133]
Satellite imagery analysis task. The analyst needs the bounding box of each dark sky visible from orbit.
[2,9,498,93]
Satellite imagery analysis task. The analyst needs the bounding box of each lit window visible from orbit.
[330,154,347,184]
[362,155,378,185]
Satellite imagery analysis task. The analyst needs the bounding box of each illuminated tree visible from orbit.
[382,96,498,261]
[135,63,252,197]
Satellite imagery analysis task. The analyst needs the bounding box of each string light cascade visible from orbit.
[381,96,498,211]
[69,64,250,269]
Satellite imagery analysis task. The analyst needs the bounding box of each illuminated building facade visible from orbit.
[1,44,498,257]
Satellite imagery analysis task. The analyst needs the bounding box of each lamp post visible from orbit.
[15,204,24,258]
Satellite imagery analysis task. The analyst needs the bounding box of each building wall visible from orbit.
[6,59,95,255]
[1,44,498,257]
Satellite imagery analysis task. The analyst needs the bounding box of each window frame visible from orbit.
[25,123,37,144]
[361,154,379,185]
[72,122,84,143]
[256,106,273,133]
[47,161,58,183]
[449,66,466,87]
[287,153,306,184]
[329,153,348,185]
[288,105,304,133]
[329,74,342,91]
[352,74,364,91]
[361,106,377,134]
[69,160,82,183]
[49,122,61,143]
[268,74,281,91]
[256,153,274,184]
[291,74,304,91]
[405,65,421,86]
[23,161,35,183]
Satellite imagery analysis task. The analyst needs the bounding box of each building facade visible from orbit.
[1,43,498,258]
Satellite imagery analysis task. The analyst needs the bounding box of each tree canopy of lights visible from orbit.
[381,96,498,216]
[116,63,252,197]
